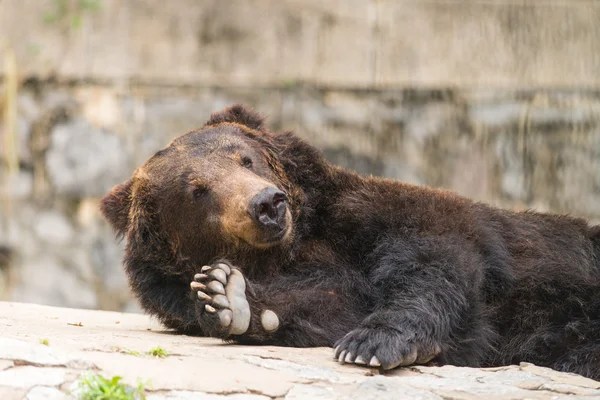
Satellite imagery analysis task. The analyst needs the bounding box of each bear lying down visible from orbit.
[101,104,600,379]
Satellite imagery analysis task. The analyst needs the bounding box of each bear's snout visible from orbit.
[249,187,288,234]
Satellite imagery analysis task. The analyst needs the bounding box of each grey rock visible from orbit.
[0,366,68,389]
[242,355,357,384]
[0,338,94,369]
[399,374,546,400]
[12,258,97,309]
[0,387,27,400]
[518,363,600,389]
[0,302,597,400]
[0,171,33,199]
[26,386,72,400]
[34,211,74,246]
[478,369,549,389]
[539,382,600,397]
[469,102,524,128]
[0,361,14,371]
[46,119,128,197]
[285,384,337,400]
[147,392,271,400]
[348,376,442,400]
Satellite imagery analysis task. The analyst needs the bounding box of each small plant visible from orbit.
[147,346,168,358]
[77,373,146,400]
[40,338,49,346]
[110,346,140,356]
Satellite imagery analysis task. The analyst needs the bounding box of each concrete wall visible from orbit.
[0,0,599,310]
[1,0,600,87]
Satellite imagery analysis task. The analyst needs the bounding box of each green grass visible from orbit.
[77,373,146,400]
[40,338,49,346]
[147,346,168,358]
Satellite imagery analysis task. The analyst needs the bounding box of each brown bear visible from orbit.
[101,104,600,379]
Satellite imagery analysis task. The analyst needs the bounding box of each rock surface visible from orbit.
[1,302,599,400]
[1,0,600,88]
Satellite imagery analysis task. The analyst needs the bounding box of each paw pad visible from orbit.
[191,263,250,335]
[260,309,280,332]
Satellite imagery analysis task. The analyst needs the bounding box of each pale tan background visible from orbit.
[0,0,599,311]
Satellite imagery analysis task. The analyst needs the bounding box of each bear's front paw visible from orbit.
[333,327,441,370]
[190,262,250,336]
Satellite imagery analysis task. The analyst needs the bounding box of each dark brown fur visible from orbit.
[101,104,600,379]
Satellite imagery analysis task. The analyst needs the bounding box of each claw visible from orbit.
[333,346,340,359]
[205,304,216,313]
[369,356,381,367]
[190,281,206,291]
[201,265,212,273]
[197,291,211,301]
[344,352,353,363]
[338,350,347,363]
[194,273,208,281]
[354,355,366,365]
[383,347,418,370]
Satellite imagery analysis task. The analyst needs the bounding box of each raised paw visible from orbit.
[190,262,250,335]
[333,327,441,370]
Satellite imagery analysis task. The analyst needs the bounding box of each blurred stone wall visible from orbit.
[2,0,600,87]
[0,0,599,310]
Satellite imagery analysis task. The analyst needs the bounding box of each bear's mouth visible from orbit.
[264,226,289,243]
[249,218,292,249]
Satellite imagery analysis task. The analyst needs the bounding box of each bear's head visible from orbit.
[100,105,300,267]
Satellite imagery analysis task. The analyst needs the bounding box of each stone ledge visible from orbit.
[0,302,599,399]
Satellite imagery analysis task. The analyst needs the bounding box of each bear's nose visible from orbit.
[250,187,287,228]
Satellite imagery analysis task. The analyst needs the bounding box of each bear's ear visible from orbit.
[204,104,265,131]
[100,179,133,236]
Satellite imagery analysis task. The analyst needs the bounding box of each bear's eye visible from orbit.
[242,156,253,169]
[192,186,208,202]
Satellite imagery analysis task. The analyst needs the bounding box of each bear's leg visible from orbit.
[126,263,205,333]
[334,236,493,370]
[190,261,312,338]
[190,260,369,346]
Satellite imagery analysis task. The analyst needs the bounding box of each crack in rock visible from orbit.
[146,390,272,400]
[242,355,360,385]
[0,338,95,370]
